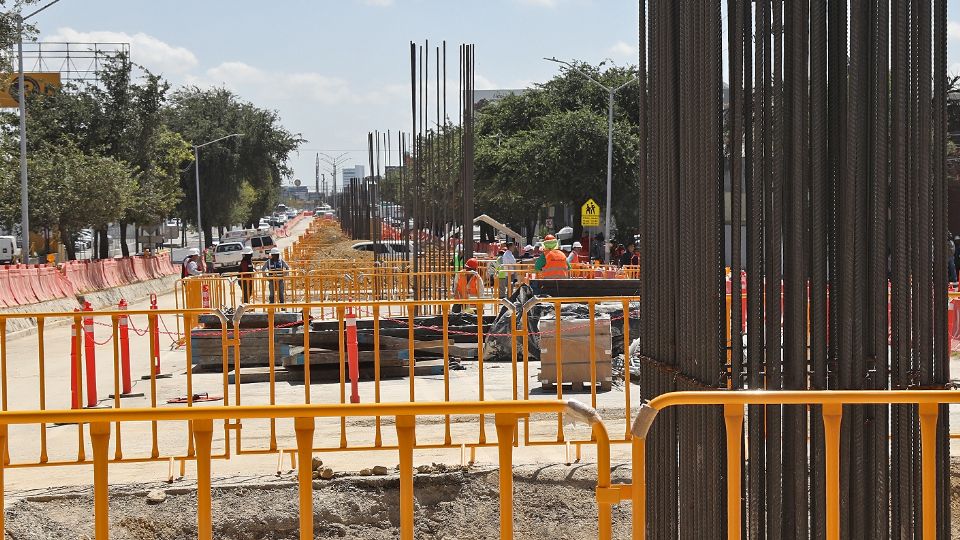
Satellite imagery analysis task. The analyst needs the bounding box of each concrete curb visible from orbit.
[0,274,179,337]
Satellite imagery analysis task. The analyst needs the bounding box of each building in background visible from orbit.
[342,165,365,185]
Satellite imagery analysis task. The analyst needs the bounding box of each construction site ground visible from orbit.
[3,217,960,537]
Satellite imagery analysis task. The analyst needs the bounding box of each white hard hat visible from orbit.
[270,247,281,255]
[242,247,253,255]
[573,241,582,248]
[188,248,200,256]
[524,244,534,251]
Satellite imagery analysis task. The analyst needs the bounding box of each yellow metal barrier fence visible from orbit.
[627,390,952,540]
[0,298,637,470]
[0,399,613,540]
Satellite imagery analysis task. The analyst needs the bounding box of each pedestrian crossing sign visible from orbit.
[581,198,600,227]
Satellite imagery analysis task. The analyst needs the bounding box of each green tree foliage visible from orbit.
[0,141,135,259]
[163,87,303,246]
[475,62,640,242]
[21,54,191,256]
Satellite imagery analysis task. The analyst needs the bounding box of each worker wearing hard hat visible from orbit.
[261,247,290,304]
[453,257,484,313]
[181,248,202,278]
[568,241,582,264]
[239,246,255,303]
[489,248,510,298]
[535,234,570,278]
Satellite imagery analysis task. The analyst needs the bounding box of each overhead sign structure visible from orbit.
[0,72,61,108]
[581,198,600,227]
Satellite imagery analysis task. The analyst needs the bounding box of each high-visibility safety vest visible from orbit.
[491,256,507,279]
[455,270,481,298]
[539,249,570,278]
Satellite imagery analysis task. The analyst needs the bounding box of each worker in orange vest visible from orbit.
[453,257,484,313]
[535,234,570,278]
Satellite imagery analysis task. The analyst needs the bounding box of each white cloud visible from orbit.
[43,27,198,75]
[608,40,637,59]
[192,61,405,106]
[949,21,960,41]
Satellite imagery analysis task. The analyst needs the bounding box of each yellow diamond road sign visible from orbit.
[581,198,600,227]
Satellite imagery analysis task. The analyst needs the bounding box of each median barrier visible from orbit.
[0,267,12,307]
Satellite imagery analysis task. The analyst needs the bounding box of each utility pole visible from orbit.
[544,57,638,263]
[318,152,349,210]
[15,0,65,262]
[314,153,320,205]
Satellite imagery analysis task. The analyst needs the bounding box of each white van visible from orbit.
[0,236,17,264]
[220,229,275,261]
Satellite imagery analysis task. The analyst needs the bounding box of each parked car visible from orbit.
[0,236,17,264]
[212,241,245,271]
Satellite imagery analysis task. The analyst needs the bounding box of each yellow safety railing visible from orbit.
[0,307,224,468]
[0,297,634,469]
[0,399,613,540]
[627,390,953,540]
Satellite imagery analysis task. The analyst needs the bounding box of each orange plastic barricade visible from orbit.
[107,259,123,287]
[12,267,39,304]
[37,266,64,300]
[132,256,150,282]
[55,265,76,297]
[119,258,138,284]
[147,256,162,279]
[0,267,11,307]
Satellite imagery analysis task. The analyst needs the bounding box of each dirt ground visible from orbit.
[4,464,632,540]
[6,457,960,539]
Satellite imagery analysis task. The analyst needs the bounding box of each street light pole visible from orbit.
[16,14,27,262]
[14,0,63,262]
[194,145,201,252]
[192,133,243,251]
[544,57,638,263]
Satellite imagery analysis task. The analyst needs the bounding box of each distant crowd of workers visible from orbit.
[181,245,290,304]
[452,233,641,309]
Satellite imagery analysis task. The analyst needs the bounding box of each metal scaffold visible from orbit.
[638,0,949,538]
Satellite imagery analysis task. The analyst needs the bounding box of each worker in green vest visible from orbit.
[489,248,510,298]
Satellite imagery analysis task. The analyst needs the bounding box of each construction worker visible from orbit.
[535,234,570,279]
[489,249,510,298]
[568,241,582,264]
[452,257,483,313]
[238,246,255,304]
[452,244,464,271]
[262,247,290,304]
[203,244,216,273]
[181,248,202,278]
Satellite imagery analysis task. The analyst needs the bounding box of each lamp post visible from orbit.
[14,0,63,262]
[193,133,243,251]
[545,57,638,263]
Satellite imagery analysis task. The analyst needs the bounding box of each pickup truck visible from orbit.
[212,241,245,271]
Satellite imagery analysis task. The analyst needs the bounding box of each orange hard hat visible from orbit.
[544,234,556,241]
[465,258,479,270]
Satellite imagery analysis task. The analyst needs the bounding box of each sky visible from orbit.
[21,0,960,192]
[26,0,642,192]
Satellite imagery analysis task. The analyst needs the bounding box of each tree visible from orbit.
[164,87,303,246]
[19,53,189,257]
[474,62,641,243]
[0,141,135,259]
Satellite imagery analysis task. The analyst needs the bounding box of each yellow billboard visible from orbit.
[0,72,61,108]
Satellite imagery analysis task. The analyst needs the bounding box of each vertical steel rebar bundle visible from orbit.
[638,0,949,537]
[340,41,476,301]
